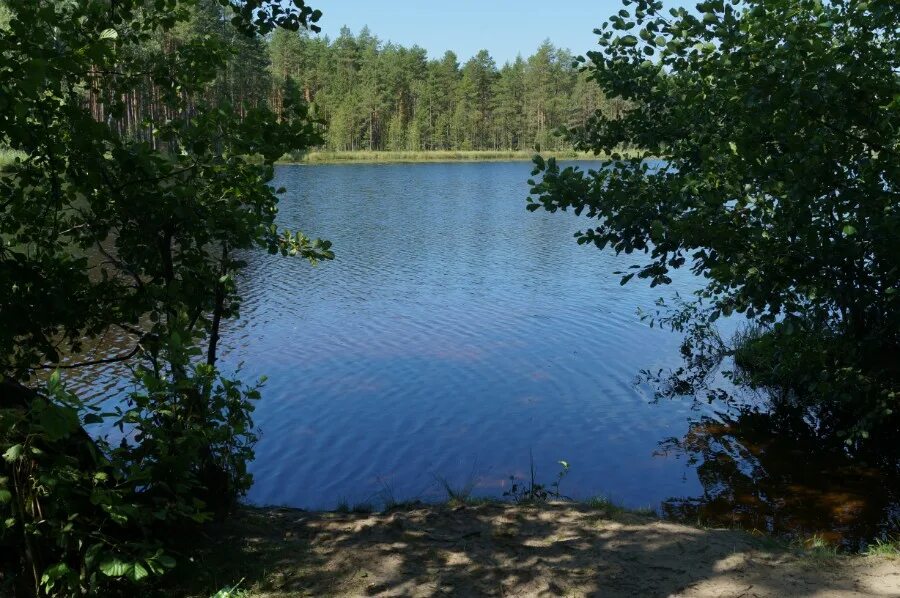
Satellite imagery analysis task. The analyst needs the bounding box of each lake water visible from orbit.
[65,161,898,548]
[228,161,709,509]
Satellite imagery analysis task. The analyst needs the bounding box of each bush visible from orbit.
[1,361,261,596]
[528,0,900,441]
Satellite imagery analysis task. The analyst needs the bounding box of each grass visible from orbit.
[866,537,900,557]
[280,149,610,164]
[209,579,250,598]
[334,500,375,514]
[587,495,657,517]
[0,146,650,167]
[434,467,480,506]
[799,535,842,560]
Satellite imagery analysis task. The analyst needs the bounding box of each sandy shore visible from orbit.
[186,503,900,597]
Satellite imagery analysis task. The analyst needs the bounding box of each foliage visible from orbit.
[209,579,249,598]
[503,455,570,503]
[0,0,330,595]
[528,0,900,443]
[865,537,900,557]
[434,464,479,505]
[106,15,617,154]
[1,374,182,595]
[278,34,616,152]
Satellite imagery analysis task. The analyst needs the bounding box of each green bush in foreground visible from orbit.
[529,0,899,447]
[0,0,331,595]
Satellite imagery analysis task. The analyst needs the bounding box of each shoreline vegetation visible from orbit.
[280,149,607,164]
[177,501,900,597]
[3,148,615,169]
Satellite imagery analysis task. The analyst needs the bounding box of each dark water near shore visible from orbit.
[64,162,899,549]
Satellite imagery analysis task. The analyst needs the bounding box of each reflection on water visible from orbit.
[640,312,900,549]
[658,408,900,550]
[56,162,899,547]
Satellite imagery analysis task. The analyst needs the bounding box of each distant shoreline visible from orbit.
[278,149,613,165]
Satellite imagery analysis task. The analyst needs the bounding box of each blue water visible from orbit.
[59,160,898,544]
[197,161,709,509]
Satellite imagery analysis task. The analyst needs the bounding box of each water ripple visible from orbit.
[222,162,707,510]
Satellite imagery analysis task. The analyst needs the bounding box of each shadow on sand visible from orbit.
[174,503,899,597]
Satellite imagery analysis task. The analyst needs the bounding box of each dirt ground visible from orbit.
[187,503,900,597]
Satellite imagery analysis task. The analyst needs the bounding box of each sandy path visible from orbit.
[196,503,900,597]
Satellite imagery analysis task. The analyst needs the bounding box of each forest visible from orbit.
[1,0,898,596]
[85,1,618,155]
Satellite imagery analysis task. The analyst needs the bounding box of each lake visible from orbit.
[231,161,706,509]
[65,161,898,549]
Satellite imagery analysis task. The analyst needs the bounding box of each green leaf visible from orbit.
[128,562,150,582]
[99,559,130,577]
[39,405,80,441]
[41,563,71,588]
[83,413,104,425]
[0,489,11,504]
[99,28,118,41]
[842,225,857,237]
[3,444,23,463]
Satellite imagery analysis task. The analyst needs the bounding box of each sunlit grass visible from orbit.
[209,579,249,598]
[804,534,840,558]
[866,537,900,557]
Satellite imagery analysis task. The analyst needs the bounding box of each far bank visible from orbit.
[278,149,612,164]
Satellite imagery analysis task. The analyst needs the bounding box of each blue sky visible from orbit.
[312,0,691,64]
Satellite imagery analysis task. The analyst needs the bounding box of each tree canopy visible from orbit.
[1,1,330,595]
[528,0,899,445]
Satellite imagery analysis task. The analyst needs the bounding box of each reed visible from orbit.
[281,149,603,164]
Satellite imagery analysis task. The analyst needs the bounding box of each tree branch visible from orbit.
[34,343,141,371]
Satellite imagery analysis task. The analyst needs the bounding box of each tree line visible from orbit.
[268,27,624,152]
[93,1,623,154]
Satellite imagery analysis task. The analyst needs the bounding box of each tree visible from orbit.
[0,0,330,595]
[257,29,601,153]
[524,41,572,150]
[494,57,527,150]
[428,51,462,150]
[528,0,899,446]
[459,50,499,149]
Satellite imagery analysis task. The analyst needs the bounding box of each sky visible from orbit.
[311,0,690,64]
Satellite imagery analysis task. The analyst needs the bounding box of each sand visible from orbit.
[194,503,900,597]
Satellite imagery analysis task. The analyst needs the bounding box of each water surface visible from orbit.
[63,161,898,548]
[226,161,705,508]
